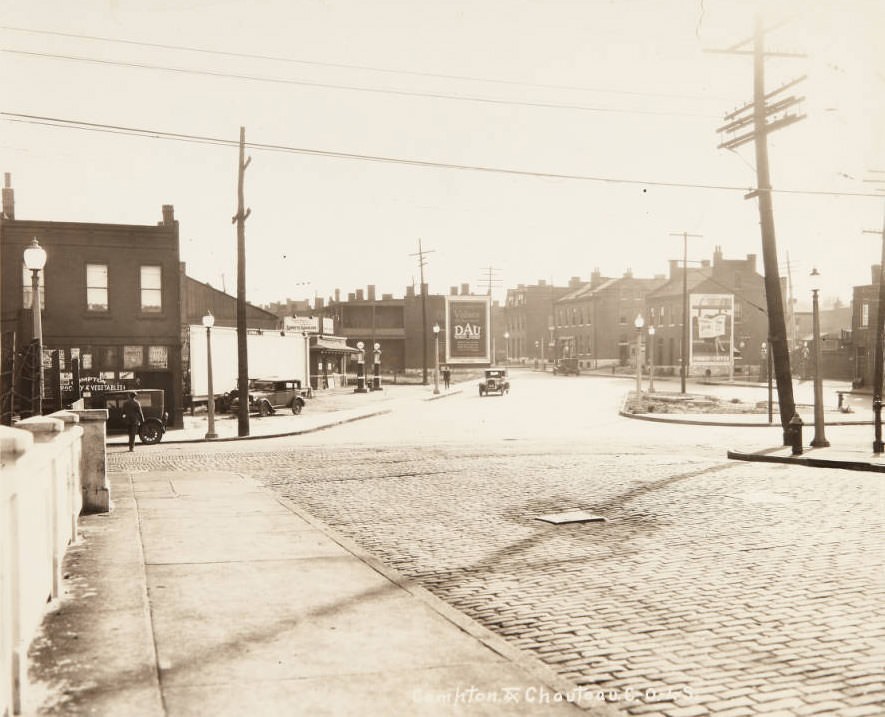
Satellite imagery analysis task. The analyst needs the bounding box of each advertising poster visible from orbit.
[689,294,734,369]
[445,295,491,365]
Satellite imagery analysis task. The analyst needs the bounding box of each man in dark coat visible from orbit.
[122,391,145,452]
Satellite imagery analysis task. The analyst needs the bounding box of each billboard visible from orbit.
[445,295,491,365]
[689,294,734,369]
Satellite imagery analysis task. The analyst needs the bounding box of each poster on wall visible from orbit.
[445,295,491,365]
[689,294,734,370]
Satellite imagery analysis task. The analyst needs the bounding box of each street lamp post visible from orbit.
[810,268,830,447]
[432,323,440,395]
[648,325,656,393]
[23,237,47,416]
[504,331,510,363]
[202,311,218,440]
[761,341,773,424]
[634,314,645,409]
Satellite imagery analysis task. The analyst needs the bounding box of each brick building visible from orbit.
[646,247,768,378]
[851,264,881,388]
[552,270,668,367]
[0,175,185,425]
[504,279,574,363]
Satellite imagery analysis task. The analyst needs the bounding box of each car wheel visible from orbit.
[139,419,164,444]
[291,400,303,415]
[258,400,272,417]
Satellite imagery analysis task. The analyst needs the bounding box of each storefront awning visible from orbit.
[311,336,359,353]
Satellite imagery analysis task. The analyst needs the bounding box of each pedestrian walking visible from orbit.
[442,365,451,390]
[122,391,145,452]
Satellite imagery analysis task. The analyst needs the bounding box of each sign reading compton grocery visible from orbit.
[445,295,491,364]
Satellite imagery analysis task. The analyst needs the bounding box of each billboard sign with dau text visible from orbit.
[445,295,491,365]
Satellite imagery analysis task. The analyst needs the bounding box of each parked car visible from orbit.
[223,378,306,416]
[88,389,168,444]
[552,358,580,376]
[479,368,510,397]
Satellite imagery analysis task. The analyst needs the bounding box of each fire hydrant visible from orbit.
[787,413,804,455]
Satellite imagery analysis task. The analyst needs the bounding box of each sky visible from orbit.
[1,0,883,311]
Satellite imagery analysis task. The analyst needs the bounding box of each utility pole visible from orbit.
[232,126,251,437]
[714,13,805,440]
[862,201,885,452]
[669,232,703,394]
[478,265,502,363]
[410,239,434,385]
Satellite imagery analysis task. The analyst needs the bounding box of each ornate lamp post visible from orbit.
[761,341,773,424]
[648,324,656,393]
[810,268,830,447]
[23,237,47,416]
[202,311,218,440]
[504,331,510,363]
[432,323,440,395]
[634,313,645,408]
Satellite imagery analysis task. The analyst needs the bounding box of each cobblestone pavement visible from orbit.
[111,374,885,716]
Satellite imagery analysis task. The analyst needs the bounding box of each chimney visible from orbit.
[315,297,325,310]
[382,293,393,300]
[355,289,364,301]
[348,292,356,302]
[874,265,882,285]
[450,286,458,296]
[538,279,547,287]
[747,254,757,272]
[334,288,341,302]
[623,268,633,278]
[590,268,602,287]
[713,245,723,265]
[406,285,415,298]
[569,275,581,288]
[160,204,176,226]
[669,259,679,278]
[460,283,469,295]
[2,173,14,219]
[367,285,376,301]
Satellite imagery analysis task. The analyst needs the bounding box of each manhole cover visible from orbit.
[535,510,607,525]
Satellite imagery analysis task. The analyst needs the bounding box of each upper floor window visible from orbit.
[21,266,45,310]
[86,264,109,312]
[862,303,870,328]
[734,302,743,321]
[140,265,162,313]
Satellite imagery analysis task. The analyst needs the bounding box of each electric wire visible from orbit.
[0,48,721,119]
[0,24,731,103]
[3,112,882,199]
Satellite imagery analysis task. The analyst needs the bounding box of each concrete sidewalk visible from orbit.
[23,469,607,716]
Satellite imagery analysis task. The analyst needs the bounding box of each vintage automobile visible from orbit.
[552,357,580,376]
[88,388,168,444]
[223,378,306,416]
[478,368,510,397]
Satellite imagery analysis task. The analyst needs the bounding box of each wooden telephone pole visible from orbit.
[233,126,252,437]
[410,239,434,385]
[714,13,805,440]
[669,232,703,394]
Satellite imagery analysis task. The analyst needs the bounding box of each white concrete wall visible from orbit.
[1,412,86,716]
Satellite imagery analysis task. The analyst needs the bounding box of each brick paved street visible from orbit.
[112,373,885,715]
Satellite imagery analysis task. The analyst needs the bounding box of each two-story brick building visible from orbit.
[1,175,184,425]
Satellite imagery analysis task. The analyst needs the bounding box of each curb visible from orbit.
[726,449,885,473]
[424,388,463,401]
[271,491,621,714]
[107,407,392,447]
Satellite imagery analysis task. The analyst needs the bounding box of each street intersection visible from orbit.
[109,372,884,715]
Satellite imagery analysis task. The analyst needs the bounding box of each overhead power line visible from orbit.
[0,24,731,103]
[2,112,882,199]
[0,48,720,119]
